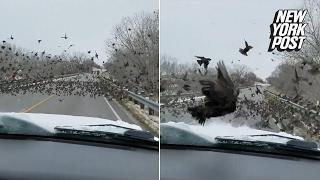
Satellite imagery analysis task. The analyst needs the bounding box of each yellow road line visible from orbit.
[19,95,55,113]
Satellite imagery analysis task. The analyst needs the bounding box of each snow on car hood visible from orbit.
[162,120,303,144]
[0,112,142,133]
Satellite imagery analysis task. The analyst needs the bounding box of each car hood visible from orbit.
[0,112,142,134]
[161,121,304,145]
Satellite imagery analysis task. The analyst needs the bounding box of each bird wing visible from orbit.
[204,61,209,69]
[245,40,249,47]
[216,61,233,86]
[195,56,204,59]
[197,60,203,66]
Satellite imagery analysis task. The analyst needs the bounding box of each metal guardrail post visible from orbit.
[149,108,154,115]
[140,103,145,109]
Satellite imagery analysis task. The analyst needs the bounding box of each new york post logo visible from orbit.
[268,10,307,52]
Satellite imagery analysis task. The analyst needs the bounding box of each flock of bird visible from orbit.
[162,39,320,127]
[0,34,113,100]
[0,21,159,102]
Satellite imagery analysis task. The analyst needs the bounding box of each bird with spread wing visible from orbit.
[188,61,239,125]
[239,40,253,56]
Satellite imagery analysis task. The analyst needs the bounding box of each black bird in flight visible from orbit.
[2,40,5,44]
[38,40,42,43]
[61,33,68,39]
[68,44,75,49]
[195,56,211,70]
[239,40,253,56]
[10,35,14,40]
[188,61,239,125]
[88,51,91,54]
[95,52,99,59]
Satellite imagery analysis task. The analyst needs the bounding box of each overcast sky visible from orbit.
[0,0,158,65]
[160,0,304,79]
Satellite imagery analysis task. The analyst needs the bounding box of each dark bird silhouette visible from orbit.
[88,51,91,54]
[68,44,75,49]
[255,85,262,95]
[61,33,68,39]
[38,40,42,43]
[195,56,211,70]
[188,61,239,125]
[10,35,14,40]
[239,40,253,56]
[2,40,5,44]
[183,84,191,91]
[95,52,99,59]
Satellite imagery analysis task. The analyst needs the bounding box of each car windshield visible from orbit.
[0,0,159,142]
[160,0,320,153]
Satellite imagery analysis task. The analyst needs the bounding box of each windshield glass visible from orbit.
[0,0,159,141]
[160,0,320,151]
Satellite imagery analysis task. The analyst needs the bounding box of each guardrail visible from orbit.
[127,91,159,115]
[98,74,159,115]
[264,89,320,116]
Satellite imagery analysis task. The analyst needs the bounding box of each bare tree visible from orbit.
[105,11,159,96]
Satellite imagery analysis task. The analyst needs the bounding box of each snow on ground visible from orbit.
[164,118,303,144]
[126,101,159,127]
[0,112,142,133]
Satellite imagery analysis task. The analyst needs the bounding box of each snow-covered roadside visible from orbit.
[124,100,159,136]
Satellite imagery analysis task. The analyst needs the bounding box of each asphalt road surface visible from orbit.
[0,73,144,128]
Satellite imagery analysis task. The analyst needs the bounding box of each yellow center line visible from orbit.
[19,95,55,113]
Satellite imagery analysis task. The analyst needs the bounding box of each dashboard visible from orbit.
[160,148,320,180]
[0,137,158,180]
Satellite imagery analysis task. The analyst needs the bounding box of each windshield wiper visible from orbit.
[215,135,320,160]
[54,124,157,149]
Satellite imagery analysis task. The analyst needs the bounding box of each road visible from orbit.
[0,73,144,129]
